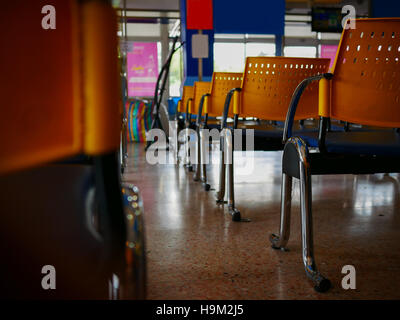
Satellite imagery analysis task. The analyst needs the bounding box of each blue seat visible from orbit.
[324,130,400,156]
[253,124,345,144]
[297,130,400,156]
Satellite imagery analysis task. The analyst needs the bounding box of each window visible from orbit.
[284,46,317,58]
[214,40,276,72]
[169,46,183,97]
[245,43,275,57]
[214,42,245,72]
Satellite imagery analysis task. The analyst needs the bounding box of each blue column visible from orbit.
[275,35,283,57]
[372,0,400,17]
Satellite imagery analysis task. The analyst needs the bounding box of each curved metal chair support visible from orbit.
[215,88,242,221]
[216,129,226,204]
[283,73,333,144]
[224,128,241,222]
[173,119,180,162]
[215,88,238,204]
[184,98,194,171]
[194,94,210,182]
[269,172,292,250]
[270,137,331,293]
[199,128,211,191]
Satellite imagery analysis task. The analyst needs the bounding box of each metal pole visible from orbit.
[198,29,203,81]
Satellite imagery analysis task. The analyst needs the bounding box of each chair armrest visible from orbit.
[221,88,241,130]
[196,93,211,126]
[283,73,333,143]
[185,98,193,127]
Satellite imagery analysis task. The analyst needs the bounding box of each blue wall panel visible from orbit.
[213,0,285,35]
[372,0,400,17]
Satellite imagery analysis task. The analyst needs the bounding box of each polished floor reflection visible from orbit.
[123,142,400,300]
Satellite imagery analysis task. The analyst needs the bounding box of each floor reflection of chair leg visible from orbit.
[270,173,292,250]
[299,162,331,293]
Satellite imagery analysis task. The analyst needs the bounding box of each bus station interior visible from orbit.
[1,0,400,300]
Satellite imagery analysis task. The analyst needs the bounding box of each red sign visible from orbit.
[186,0,213,30]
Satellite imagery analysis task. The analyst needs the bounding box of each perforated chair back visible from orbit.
[0,0,120,175]
[330,18,400,128]
[192,81,211,115]
[240,57,330,120]
[207,72,243,117]
[181,85,194,113]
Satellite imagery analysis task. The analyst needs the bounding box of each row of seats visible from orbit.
[174,18,400,292]
[0,0,145,299]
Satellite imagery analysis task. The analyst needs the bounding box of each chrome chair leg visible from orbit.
[227,162,240,221]
[274,137,330,292]
[270,173,292,250]
[200,129,211,191]
[108,274,120,300]
[184,127,193,172]
[225,129,241,221]
[299,156,331,293]
[216,134,226,204]
[193,127,201,181]
[174,120,179,163]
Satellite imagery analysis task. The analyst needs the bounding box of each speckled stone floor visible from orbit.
[123,142,400,300]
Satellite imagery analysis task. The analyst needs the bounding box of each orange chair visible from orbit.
[193,72,243,188]
[192,81,212,116]
[174,85,194,161]
[179,86,194,114]
[270,18,400,292]
[181,85,195,128]
[0,0,145,299]
[183,82,211,171]
[217,57,330,221]
[202,72,244,126]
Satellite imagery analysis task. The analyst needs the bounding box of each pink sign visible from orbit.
[127,42,158,97]
[321,45,338,70]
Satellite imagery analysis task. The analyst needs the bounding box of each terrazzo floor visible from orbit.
[122,142,400,300]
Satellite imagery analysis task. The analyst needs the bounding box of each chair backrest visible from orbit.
[192,81,211,115]
[0,0,120,176]
[181,85,194,113]
[207,72,243,118]
[240,57,330,120]
[330,18,400,128]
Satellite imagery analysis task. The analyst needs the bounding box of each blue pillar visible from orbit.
[275,35,283,57]
[180,0,214,86]
[372,0,400,17]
